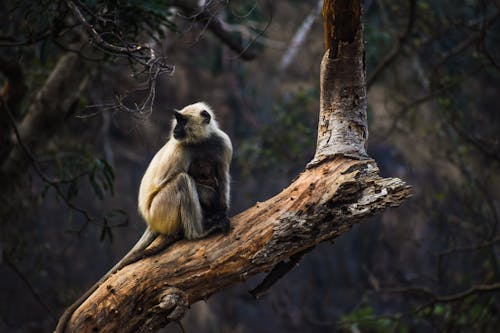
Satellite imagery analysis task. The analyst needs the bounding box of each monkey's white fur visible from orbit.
[55,102,232,333]
[138,102,232,238]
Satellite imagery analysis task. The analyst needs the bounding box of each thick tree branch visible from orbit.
[57,1,411,332]
[63,158,410,333]
[312,0,368,164]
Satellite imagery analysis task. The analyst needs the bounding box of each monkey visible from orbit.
[54,102,232,333]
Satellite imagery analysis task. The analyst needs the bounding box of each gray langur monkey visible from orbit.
[54,102,232,333]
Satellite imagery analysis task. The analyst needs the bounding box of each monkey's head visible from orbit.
[172,102,218,144]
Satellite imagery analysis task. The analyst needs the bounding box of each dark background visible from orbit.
[1,0,499,332]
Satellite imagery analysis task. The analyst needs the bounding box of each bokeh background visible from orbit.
[1,0,499,332]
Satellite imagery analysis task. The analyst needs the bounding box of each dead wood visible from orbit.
[57,1,411,331]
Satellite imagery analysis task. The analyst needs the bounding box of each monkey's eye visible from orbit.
[200,110,211,124]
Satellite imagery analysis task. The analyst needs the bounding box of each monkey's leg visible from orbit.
[196,183,230,235]
[174,173,205,239]
[147,175,187,236]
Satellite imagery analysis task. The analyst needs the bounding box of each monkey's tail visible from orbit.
[54,228,179,333]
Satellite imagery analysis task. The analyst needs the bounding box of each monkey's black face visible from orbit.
[173,112,187,140]
[173,122,187,140]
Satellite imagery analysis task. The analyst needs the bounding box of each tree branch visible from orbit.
[367,0,416,89]
[63,158,410,333]
[56,1,411,332]
[1,53,88,187]
[0,95,93,222]
[380,282,500,303]
[312,0,368,164]
[171,0,258,60]
[279,0,323,71]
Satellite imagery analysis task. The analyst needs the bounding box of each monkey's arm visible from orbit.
[54,229,179,333]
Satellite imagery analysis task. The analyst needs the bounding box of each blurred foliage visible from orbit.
[335,0,500,331]
[236,88,317,175]
[338,299,405,333]
[1,0,499,332]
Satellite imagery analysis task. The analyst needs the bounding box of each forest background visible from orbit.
[1,0,499,332]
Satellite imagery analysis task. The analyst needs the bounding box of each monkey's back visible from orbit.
[138,141,189,234]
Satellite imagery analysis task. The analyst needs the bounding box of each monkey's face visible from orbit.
[173,112,188,140]
[172,103,215,143]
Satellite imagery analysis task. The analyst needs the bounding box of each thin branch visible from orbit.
[374,85,453,141]
[279,0,323,71]
[66,0,146,56]
[0,96,93,222]
[434,9,499,67]
[479,7,500,71]
[437,236,500,257]
[449,116,500,162]
[3,251,56,322]
[0,20,84,47]
[65,0,174,115]
[367,0,416,89]
[172,0,260,60]
[380,282,500,303]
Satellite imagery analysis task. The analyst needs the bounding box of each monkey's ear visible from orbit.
[200,110,211,124]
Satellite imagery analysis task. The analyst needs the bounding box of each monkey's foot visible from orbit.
[204,213,230,234]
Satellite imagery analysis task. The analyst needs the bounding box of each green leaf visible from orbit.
[89,172,104,200]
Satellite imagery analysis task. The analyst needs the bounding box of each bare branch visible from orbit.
[171,0,260,60]
[437,236,500,257]
[0,96,93,223]
[279,0,323,71]
[55,2,411,332]
[380,282,500,303]
[367,0,416,89]
[65,0,174,115]
[62,159,411,333]
[3,251,56,322]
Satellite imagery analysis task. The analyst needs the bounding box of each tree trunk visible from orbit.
[1,53,88,180]
[313,0,368,164]
[58,1,411,332]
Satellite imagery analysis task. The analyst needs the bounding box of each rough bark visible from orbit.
[64,159,410,333]
[58,0,411,332]
[313,0,368,164]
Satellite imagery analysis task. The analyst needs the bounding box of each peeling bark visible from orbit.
[64,159,410,333]
[56,1,411,332]
[313,0,368,164]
